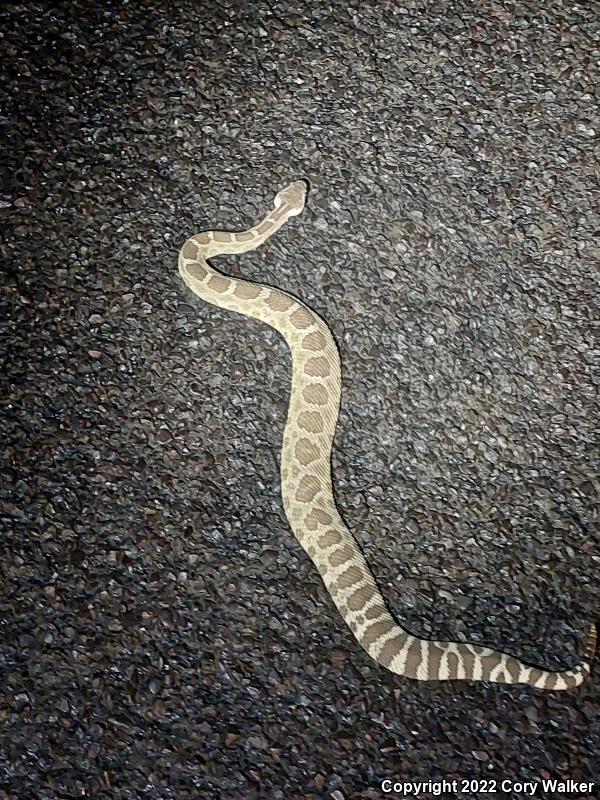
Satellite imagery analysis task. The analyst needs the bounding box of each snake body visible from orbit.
[178,180,595,689]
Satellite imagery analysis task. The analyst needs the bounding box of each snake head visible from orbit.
[274,180,308,216]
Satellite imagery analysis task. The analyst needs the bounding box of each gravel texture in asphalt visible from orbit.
[1,2,599,798]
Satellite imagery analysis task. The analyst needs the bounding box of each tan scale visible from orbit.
[178,180,596,690]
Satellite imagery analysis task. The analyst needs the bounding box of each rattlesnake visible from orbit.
[178,180,595,689]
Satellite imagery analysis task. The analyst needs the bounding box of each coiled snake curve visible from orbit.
[178,180,595,690]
